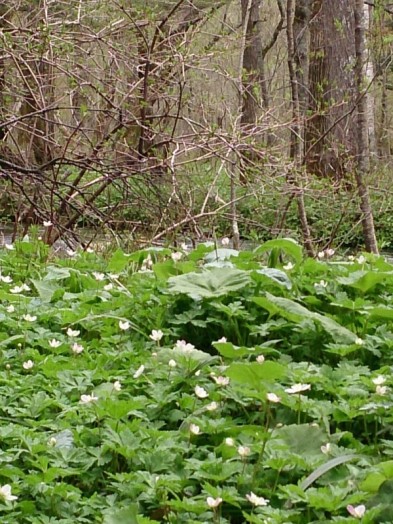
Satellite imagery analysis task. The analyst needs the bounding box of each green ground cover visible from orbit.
[0,238,393,523]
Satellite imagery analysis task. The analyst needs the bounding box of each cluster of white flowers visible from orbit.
[80,393,98,404]
[174,340,195,353]
[10,284,30,294]
[246,492,269,507]
[317,248,335,259]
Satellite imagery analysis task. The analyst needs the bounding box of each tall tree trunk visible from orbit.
[240,0,264,127]
[354,0,378,254]
[305,0,357,179]
[286,0,314,257]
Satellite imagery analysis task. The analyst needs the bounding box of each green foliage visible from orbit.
[0,237,392,522]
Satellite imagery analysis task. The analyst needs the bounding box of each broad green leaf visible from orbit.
[226,361,286,390]
[253,238,303,265]
[43,266,71,280]
[337,270,393,293]
[32,279,60,302]
[103,505,139,524]
[274,424,329,458]
[205,248,239,262]
[212,342,256,359]
[253,293,357,344]
[107,249,131,272]
[253,268,292,289]
[168,268,251,299]
[368,307,393,320]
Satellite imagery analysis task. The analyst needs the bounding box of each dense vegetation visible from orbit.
[1,237,393,523]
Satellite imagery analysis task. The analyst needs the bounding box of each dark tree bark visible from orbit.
[304,0,358,179]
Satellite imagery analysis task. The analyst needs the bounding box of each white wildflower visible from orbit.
[72,342,84,354]
[113,380,122,391]
[92,272,105,281]
[49,339,62,348]
[221,237,230,246]
[80,393,98,404]
[206,401,218,411]
[283,262,294,271]
[256,355,265,364]
[212,376,230,386]
[347,504,366,519]
[67,328,80,337]
[174,339,195,353]
[317,251,325,259]
[133,365,145,378]
[1,275,12,283]
[23,360,34,370]
[171,252,183,262]
[246,492,269,507]
[6,305,15,313]
[207,496,222,508]
[225,437,235,446]
[267,392,281,403]
[150,329,164,342]
[355,337,364,346]
[0,484,18,501]
[189,423,200,435]
[43,221,53,227]
[321,443,331,455]
[23,314,37,322]
[103,283,113,291]
[168,359,177,368]
[372,375,386,386]
[119,320,130,331]
[195,385,209,399]
[285,383,311,394]
[48,437,57,447]
[237,445,251,457]
[376,385,388,396]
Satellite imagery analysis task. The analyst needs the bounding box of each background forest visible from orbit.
[0,0,392,252]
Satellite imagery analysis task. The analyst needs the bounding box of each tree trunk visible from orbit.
[240,0,265,126]
[286,0,314,257]
[305,0,357,179]
[354,0,378,254]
